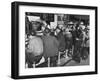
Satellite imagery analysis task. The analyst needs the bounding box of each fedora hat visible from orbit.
[80,22,84,25]
[67,21,74,25]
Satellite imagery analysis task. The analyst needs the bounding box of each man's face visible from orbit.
[31,21,41,31]
[69,24,73,28]
[79,25,85,31]
[58,24,63,29]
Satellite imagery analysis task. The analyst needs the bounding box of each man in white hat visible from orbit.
[79,22,85,30]
[25,16,44,68]
[27,16,43,36]
[67,21,74,32]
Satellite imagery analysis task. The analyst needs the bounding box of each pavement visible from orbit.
[35,55,89,68]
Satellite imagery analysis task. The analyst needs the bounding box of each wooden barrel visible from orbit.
[27,36,43,56]
[26,36,44,65]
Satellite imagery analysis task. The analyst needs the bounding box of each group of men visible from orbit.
[25,16,90,68]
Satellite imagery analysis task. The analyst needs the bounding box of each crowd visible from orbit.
[25,15,90,68]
